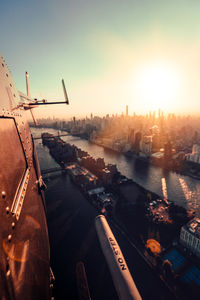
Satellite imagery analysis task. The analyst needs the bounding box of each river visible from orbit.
[32,127,200,216]
[31,126,182,300]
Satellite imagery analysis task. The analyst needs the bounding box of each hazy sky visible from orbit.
[1,0,200,119]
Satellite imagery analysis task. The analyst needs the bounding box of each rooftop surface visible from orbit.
[185,218,200,239]
[181,265,200,288]
[163,249,186,272]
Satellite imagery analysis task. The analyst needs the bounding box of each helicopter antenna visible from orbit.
[25,71,39,126]
[62,79,69,104]
[17,74,70,114]
[26,71,31,96]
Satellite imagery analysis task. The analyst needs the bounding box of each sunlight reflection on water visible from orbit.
[32,128,200,215]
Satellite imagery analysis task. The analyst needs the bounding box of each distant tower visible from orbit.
[129,129,135,146]
[126,105,128,117]
[134,131,142,153]
[158,108,161,119]
[164,141,172,160]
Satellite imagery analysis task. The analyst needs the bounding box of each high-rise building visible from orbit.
[126,105,128,117]
[158,108,161,119]
[180,218,200,257]
[141,135,153,155]
[128,129,135,146]
[186,144,200,164]
[134,131,142,153]
[164,141,172,160]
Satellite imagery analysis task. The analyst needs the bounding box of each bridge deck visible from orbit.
[41,167,64,175]
[34,134,70,140]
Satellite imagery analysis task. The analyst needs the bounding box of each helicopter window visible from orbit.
[0,118,27,206]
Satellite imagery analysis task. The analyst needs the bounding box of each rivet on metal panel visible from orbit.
[11,222,15,229]
[8,235,12,242]
[2,191,6,198]
[6,207,9,214]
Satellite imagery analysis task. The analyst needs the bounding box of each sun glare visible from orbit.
[133,62,181,112]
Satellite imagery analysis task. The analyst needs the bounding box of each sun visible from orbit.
[133,61,181,112]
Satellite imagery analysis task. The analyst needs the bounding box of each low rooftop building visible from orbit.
[180,218,200,257]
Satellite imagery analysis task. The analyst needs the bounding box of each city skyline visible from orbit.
[1,0,200,118]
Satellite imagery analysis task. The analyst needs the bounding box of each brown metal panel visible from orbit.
[0,55,21,109]
[0,53,50,300]
[0,118,27,206]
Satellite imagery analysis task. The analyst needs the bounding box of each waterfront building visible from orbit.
[107,164,117,176]
[128,128,135,146]
[134,131,142,153]
[123,143,132,152]
[67,163,98,188]
[164,141,173,160]
[180,218,200,257]
[186,144,200,164]
[101,168,112,185]
[140,135,152,156]
[96,158,105,169]
[152,133,161,153]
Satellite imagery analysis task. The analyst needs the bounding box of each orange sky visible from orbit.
[1,0,200,119]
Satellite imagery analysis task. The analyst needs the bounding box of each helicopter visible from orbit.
[0,52,142,300]
[0,52,69,300]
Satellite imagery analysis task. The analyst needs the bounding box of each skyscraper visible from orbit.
[126,105,128,117]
